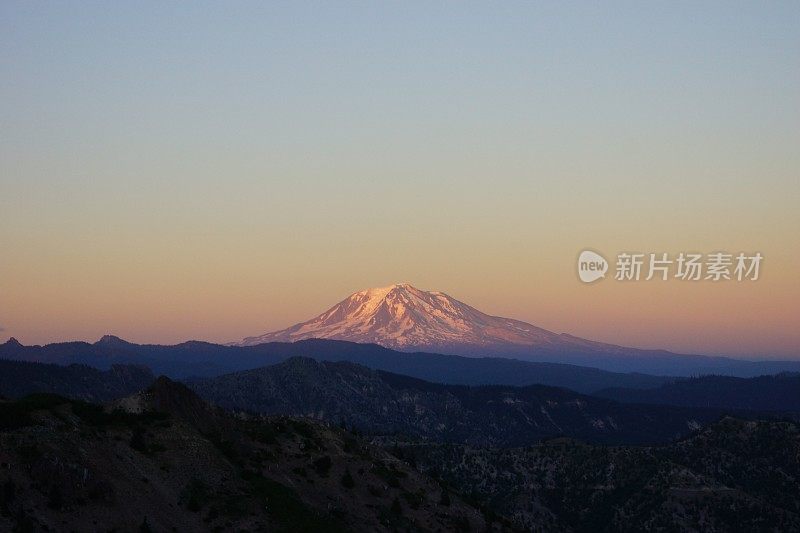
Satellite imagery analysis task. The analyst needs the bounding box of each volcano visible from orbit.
[238,283,631,356]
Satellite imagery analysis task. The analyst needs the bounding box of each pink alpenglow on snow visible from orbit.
[238,283,627,355]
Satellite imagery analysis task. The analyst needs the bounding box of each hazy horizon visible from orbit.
[3,280,797,362]
[2,3,799,358]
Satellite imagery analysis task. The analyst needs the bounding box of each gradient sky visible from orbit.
[1,2,799,358]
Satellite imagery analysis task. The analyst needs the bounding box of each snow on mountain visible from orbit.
[238,283,615,352]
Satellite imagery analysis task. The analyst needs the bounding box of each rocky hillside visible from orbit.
[2,370,796,531]
[189,357,729,446]
[0,358,153,402]
[392,417,800,532]
[0,379,495,532]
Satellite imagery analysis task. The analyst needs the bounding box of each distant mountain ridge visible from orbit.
[595,372,800,412]
[0,358,154,401]
[189,357,733,446]
[0,336,677,393]
[4,335,800,388]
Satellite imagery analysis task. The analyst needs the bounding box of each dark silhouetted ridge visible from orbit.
[190,357,733,446]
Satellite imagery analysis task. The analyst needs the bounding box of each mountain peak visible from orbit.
[360,282,421,297]
[95,334,130,346]
[4,337,22,347]
[239,283,562,350]
[114,376,223,433]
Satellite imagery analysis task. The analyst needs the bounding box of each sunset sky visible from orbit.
[2,2,799,358]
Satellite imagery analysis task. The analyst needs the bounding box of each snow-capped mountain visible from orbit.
[238,283,627,355]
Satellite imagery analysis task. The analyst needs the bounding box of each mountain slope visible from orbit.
[0,380,492,532]
[189,357,731,446]
[0,358,153,401]
[236,284,800,375]
[396,417,800,532]
[240,283,568,350]
[594,372,800,412]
